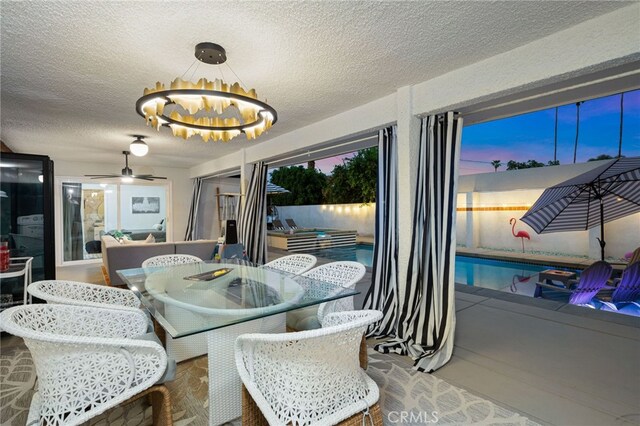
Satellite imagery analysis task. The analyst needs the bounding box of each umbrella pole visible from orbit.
[597,197,606,261]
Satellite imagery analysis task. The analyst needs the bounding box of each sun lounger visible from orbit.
[271,219,286,230]
[534,261,613,306]
[285,218,298,230]
[597,261,640,311]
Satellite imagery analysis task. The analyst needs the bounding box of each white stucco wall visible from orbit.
[275,203,375,237]
[276,161,639,260]
[457,161,640,259]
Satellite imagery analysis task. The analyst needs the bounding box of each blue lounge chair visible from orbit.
[535,261,612,306]
[597,261,640,312]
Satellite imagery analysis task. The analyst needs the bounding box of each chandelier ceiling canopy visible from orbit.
[136,42,277,143]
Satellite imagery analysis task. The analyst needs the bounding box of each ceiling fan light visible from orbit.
[130,139,149,156]
[121,176,134,183]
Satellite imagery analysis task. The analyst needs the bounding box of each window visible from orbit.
[57,179,170,263]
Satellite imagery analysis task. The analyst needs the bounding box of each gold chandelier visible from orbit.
[135,43,277,143]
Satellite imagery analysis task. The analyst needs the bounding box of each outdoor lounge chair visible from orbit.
[597,261,640,312]
[535,261,613,306]
[285,218,299,230]
[271,219,286,230]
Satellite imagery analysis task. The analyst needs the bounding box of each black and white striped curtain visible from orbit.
[376,112,462,372]
[239,162,268,264]
[364,126,399,337]
[184,177,203,241]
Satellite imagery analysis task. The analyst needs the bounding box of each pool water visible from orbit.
[308,244,573,296]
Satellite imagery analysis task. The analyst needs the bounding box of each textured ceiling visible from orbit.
[0,1,630,168]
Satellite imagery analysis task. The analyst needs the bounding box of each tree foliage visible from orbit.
[490,160,502,172]
[324,148,378,204]
[269,166,327,206]
[588,154,615,162]
[506,159,545,170]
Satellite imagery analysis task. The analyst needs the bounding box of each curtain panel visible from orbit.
[239,162,268,264]
[364,126,399,337]
[184,177,203,241]
[376,112,463,372]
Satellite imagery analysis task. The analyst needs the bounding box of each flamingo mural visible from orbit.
[510,217,531,253]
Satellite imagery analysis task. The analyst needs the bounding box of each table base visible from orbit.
[206,313,285,425]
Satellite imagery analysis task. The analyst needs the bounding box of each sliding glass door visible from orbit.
[58,179,169,263]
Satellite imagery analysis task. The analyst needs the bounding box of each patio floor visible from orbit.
[13,249,637,425]
[270,247,640,425]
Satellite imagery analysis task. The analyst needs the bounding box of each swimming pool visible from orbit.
[308,244,573,296]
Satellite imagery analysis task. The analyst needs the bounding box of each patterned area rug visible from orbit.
[367,350,539,425]
[1,336,537,425]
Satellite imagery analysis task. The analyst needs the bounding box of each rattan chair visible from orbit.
[262,254,317,275]
[28,279,141,309]
[0,304,173,426]
[287,261,366,331]
[236,310,383,426]
[141,254,202,268]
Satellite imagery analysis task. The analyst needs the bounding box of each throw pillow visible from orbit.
[121,238,143,245]
[145,233,156,244]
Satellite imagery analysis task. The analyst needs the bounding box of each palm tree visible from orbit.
[491,160,502,172]
[553,106,558,163]
[573,101,583,164]
[618,92,624,158]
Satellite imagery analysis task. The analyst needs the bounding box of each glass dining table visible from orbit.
[117,260,359,425]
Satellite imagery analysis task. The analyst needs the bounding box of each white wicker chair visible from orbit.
[287,261,366,331]
[28,279,141,308]
[262,254,317,275]
[142,254,202,268]
[236,310,383,426]
[0,304,171,426]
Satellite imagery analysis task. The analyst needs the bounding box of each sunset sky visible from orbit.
[283,90,639,176]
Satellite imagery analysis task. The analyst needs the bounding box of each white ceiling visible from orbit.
[0,1,631,168]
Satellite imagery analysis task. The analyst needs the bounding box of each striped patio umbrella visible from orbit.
[266,182,290,194]
[520,157,640,260]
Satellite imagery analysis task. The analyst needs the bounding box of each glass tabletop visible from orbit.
[117,260,359,338]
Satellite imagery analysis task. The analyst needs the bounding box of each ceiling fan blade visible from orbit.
[86,174,120,178]
[135,175,167,180]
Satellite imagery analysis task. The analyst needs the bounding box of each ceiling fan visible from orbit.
[85,151,166,182]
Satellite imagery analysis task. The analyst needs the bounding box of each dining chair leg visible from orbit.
[123,385,173,426]
[359,335,368,370]
[242,386,383,426]
[242,385,269,426]
[149,385,173,426]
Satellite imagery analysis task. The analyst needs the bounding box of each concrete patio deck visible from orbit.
[50,248,639,425]
[285,248,640,425]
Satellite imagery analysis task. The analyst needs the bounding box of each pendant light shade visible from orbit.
[129,136,149,157]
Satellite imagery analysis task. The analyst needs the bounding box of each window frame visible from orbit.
[54,176,172,266]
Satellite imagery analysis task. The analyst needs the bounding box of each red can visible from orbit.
[0,242,10,272]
